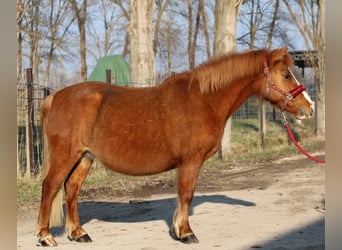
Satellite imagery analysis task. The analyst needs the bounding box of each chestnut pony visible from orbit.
[36,47,313,246]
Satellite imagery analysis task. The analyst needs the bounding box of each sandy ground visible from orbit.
[17,153,325,250]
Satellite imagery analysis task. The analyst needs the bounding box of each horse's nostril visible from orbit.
[310,106,314,116]
[298,108,305,117]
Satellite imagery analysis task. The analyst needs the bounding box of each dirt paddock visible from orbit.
[17,153,325,249]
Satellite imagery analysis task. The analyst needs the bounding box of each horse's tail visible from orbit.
[41,94,64,227]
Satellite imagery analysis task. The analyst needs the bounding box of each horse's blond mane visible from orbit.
[190,49,270,94]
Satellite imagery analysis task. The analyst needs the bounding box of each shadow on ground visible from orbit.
[252,218,325,250]
[51,194,255,238]
[50,196,324,249]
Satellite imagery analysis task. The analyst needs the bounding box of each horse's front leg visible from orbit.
[172,159,202,243]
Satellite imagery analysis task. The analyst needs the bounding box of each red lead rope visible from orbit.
[282,114,325,163]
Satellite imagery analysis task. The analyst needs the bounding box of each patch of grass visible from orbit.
[206,117,325,167]
[17,178,42,203]
[232,117,322,148]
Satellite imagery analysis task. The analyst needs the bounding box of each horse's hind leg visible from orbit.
[64,153,93,242]
[172,159,202,243]
[36,176,64,246]
[36,152,82,247]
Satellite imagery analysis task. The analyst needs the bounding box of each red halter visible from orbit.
[263,59,306,111]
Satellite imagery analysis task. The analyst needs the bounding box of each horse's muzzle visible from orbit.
[296,105,314,120]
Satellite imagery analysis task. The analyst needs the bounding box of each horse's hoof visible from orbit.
[38,234,57,247]
[180,234,199,244]
[76,234,92,243]
[68,233,92,243]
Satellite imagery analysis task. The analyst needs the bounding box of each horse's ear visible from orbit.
[270,47,288,63]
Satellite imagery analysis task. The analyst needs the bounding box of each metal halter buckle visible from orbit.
[263,67,269,75]
[286,93,293,101]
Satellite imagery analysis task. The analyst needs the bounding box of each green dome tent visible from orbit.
[88,55,130,86]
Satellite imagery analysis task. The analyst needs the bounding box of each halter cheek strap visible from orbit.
[263,59,306,111]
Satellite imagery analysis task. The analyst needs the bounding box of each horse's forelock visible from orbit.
[284,53,294,68]
[268,50,294,69]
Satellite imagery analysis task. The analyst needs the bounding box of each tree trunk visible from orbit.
[28,0,41,84]
[163,20,172,76]
[153,0,170,56]
[316,0,325,135]
[260,0,279,148]
[25,115,31,179]
[17,0,24,83]
[186,0,194,69]
[44,0,57,86]
[69,0,88,81]
[283,0,325,135]
[214,0,242,158]
[79,16,87,81]
[128,0,156,86]
[199,0,211,59]
[113,0,130,58]
[267,0,279,49]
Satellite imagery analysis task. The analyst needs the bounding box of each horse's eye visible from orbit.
[284,74,291,80]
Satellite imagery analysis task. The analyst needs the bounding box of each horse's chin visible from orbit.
[294,108,312,120]
[294,114,307,120]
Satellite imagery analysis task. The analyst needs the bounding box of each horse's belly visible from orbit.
[91,146,178,176]
[89,110,181,175]
[99,157,177,176]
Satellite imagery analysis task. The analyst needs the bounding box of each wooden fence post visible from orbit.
[26,68,35,177]
[259,101,266,149]
[106,69,111,84]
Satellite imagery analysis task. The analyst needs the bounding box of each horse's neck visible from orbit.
[204,78,258,123]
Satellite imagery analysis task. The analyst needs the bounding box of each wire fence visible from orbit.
[17,70,54,178]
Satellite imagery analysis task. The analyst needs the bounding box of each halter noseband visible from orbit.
[263,59,306,111]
